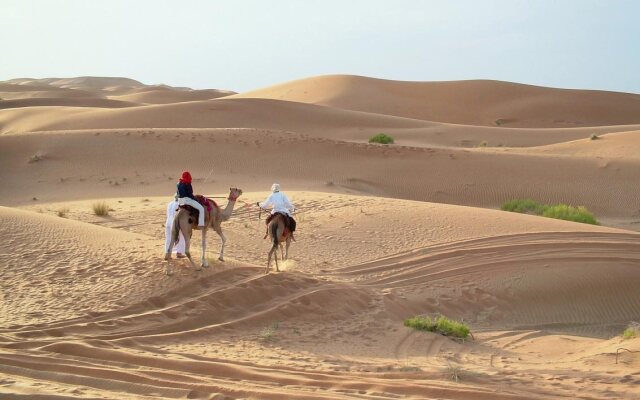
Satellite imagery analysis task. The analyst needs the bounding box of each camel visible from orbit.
[265,213,293,274]
[165,188,242,274]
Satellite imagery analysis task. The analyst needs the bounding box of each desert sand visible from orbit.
[0,76,638,399]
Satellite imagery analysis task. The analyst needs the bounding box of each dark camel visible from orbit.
[266,213,293,274]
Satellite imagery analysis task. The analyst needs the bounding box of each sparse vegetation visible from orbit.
[501,199,599,225]
[623,322,639,339]
[92,201,110,216]
[501,199,546,214]
[478,140,488,147]
[494,118,505,126]
[404,315,470,339]
[542,204,598,225]
[590,133,599,140]
[398,365,422,372]
[369,133,394,144]
[260,322,280,342]
[56,207,69,218]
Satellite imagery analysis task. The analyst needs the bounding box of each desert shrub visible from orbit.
[260,322,280,342]
[478,140,488,147]
[404,315,470,339]
[590,133,599,140]
[501,199,599,225]
[56,207,69,218]
[495,118,505,126]
[92,201,110,216]
[369,133,394,144]
[542,204,598,225]
[623,322,639,339]
[500,199,546,214]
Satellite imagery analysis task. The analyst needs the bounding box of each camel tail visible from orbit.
[270,222,279,248]
[172,213,181,246]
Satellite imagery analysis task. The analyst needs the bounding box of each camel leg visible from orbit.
[285,237,291,260]
[280,243,284,260]
[215,226,226,262]
[200,228,208,269]
[182,224,198,270]
[267,245,277,274]
[168,226,191,276]
[274,225,283,272]
[274,247,279,272]
[273,246,279,273]
[165,242,173,276]
[165,214,182,275]
[165,236,173,261]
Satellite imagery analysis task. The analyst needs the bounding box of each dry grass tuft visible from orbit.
[92,201,110,216]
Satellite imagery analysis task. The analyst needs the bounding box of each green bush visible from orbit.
[623,323,639,339]
[500,199,546,214]
[404,315,470,339]
[542,205,598,225]
[369,133,394,144]
[501,199,599,225]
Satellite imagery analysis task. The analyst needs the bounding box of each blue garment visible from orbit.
[177,182,195,200]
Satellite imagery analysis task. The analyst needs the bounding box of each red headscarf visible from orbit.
[180,171,192,184]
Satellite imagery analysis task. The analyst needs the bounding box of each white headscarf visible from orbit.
[271,183,280,193]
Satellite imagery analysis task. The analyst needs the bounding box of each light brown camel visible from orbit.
[165,188,242,274]
[266,213,293,274]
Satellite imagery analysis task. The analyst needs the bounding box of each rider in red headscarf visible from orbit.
[176,171,205,226]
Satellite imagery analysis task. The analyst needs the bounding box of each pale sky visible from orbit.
[2,0,639,93]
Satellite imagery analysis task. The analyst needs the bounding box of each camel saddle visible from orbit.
[264,212,296,239]
[180,195,217,220]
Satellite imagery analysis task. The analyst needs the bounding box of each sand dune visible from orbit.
[1,77,235,105]
[232,74,640,127]
[3,96,640,149]
[1,194,639,399]
[511,129,640,160]
[0,97,138,110]
[1,74,640,399]
[6,76,145,91]
[1,128,638,228]
[0,82,98,100]
[109,87,235,104]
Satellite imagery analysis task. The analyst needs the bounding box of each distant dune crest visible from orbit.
[232,74,640,127]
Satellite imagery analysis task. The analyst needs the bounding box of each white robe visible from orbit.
[259,192,295,216]
[165,200,185,253]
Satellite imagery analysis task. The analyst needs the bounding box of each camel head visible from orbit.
[228,187,243,201]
